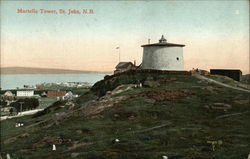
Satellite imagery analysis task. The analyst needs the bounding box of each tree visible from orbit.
[0,99,7,107]
[10,98,39,112]
[10,102,20,112]
[9,108,14,115]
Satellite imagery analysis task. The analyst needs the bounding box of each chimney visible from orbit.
[134,60,136,66]
[148,39,151,44]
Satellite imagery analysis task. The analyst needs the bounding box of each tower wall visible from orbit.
[141,46,184,70]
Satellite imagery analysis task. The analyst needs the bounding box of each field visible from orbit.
[1,73,250,159]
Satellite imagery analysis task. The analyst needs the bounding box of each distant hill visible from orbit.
[0,67,109,74]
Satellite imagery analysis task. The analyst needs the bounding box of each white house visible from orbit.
[62,91,79,100]
[2,91,15,100]
[16,90,34,97]
[4,91,14,97]
[141,35,185,71]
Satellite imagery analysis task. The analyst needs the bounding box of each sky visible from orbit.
[1,0,249,74]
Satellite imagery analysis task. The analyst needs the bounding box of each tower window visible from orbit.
[176,57,179,61]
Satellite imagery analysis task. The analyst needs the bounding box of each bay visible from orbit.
[0,73,108,90]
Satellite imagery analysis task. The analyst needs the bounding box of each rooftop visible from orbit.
[115,62,134,69]
[141,35,185,47]
[210,69,242,73]
[16,89,34,91]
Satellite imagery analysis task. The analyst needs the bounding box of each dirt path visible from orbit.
[0,109,44,121]
[194,74,250,93]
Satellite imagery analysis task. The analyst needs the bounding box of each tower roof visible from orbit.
[159,35,167,43]
[141,35,185,47]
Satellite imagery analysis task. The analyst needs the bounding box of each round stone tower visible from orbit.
[141,35,185,71]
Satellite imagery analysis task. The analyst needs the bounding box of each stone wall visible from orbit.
[142,46,184,70]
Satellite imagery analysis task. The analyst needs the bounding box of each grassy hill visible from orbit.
[1,72,250,159]
[242,74,250,84]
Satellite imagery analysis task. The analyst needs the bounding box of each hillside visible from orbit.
[242,74,250,84]
[1,72,250,159]
[0,67,107,74]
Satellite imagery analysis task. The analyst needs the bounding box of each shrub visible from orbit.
[10,98,39,112]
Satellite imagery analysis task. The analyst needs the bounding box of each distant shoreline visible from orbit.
[0,67,111,75]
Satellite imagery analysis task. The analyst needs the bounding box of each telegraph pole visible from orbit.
[19,102,24,115]
[116,46,121,62]
[119,48,121,62]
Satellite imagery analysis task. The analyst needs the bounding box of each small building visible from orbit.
[41,92,47,97]
[16,90,34,97]
[191,69,210,76]
[36,85,46,90]
[3,91,15,98]
[63,91,78,100]
[201,70,210,76]
[141,35,185,71]
[114,62,136,74]
[47,90,66,98]
[24,85,35,89]
[210,69,242,81]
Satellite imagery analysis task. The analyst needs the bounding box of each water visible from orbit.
[0,73,108,90]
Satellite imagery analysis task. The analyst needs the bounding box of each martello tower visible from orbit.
[141,35,185,71]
